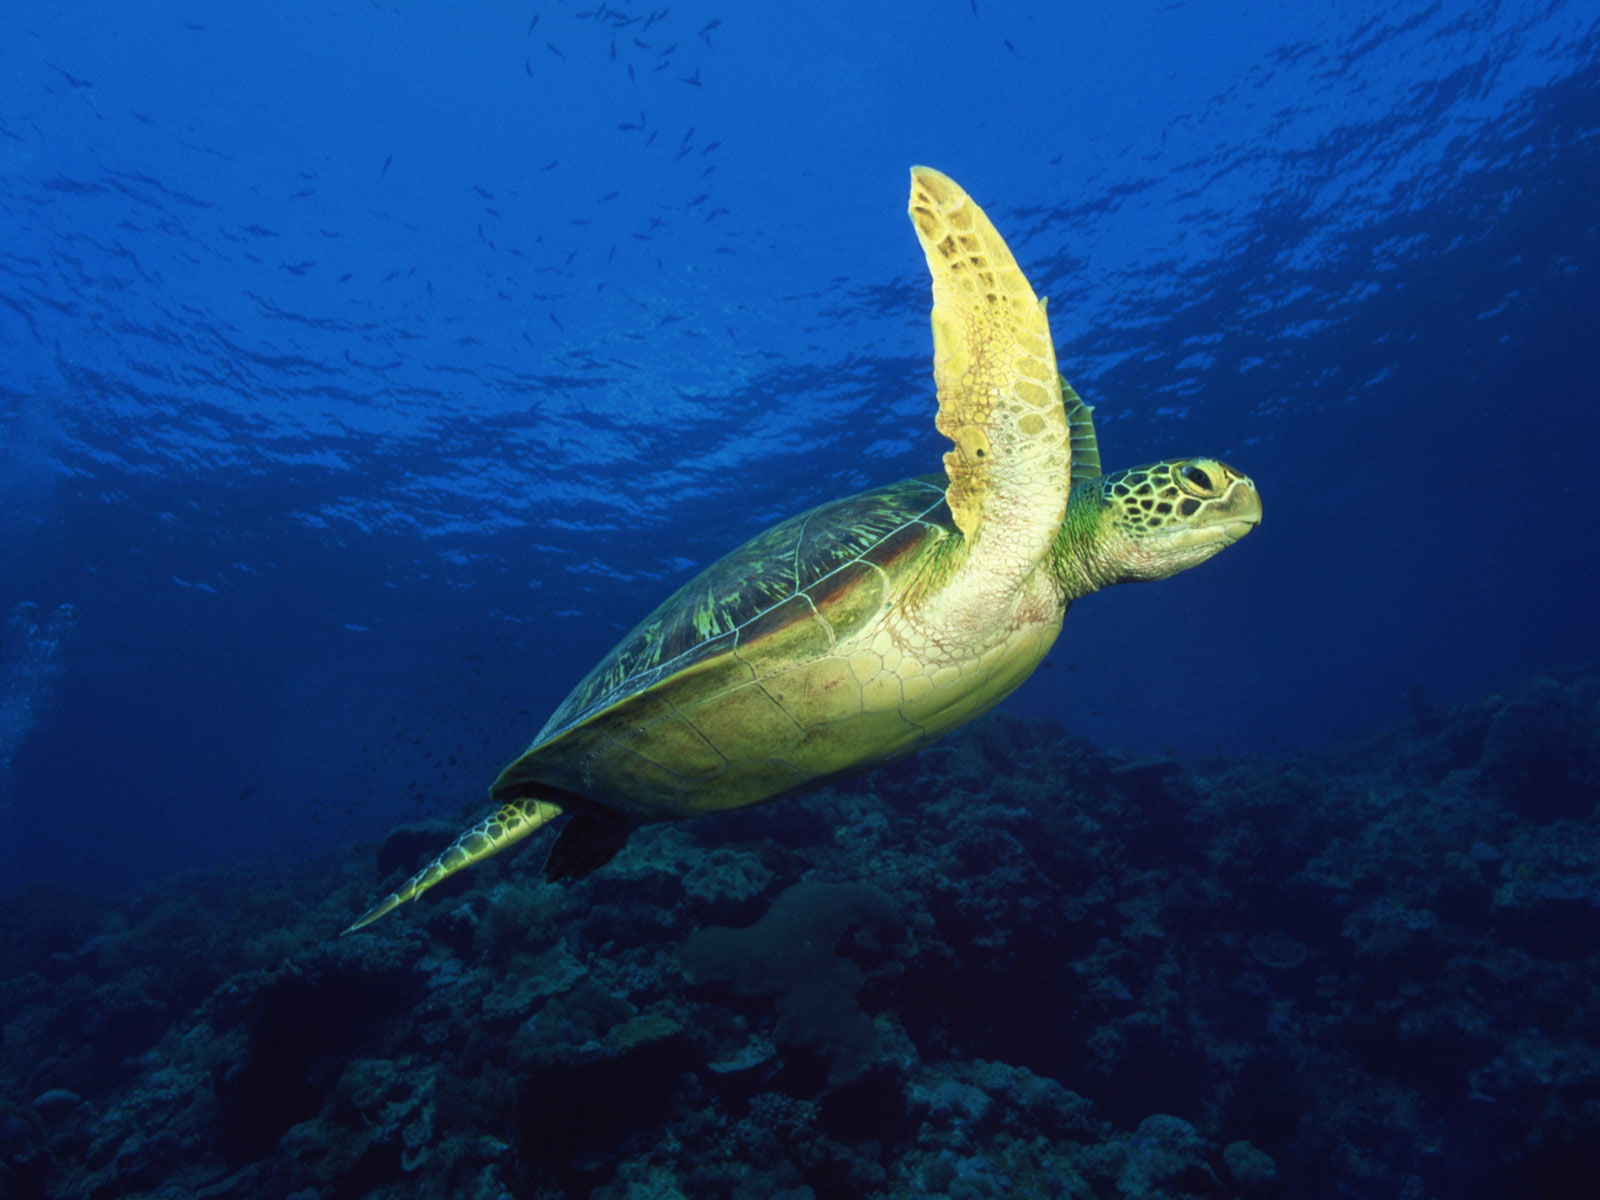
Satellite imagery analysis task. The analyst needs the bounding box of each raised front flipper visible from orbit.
[908,167,1071,583]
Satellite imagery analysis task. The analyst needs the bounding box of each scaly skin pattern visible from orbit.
[345,798,564,932]
[344,167,1262,932]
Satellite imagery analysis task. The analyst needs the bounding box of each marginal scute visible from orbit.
[788,706,922,776]
[604,739,699,795]
[701,684,800,761]
[769,655,864,729]
[632,712,724,778]
[710,757,813,801]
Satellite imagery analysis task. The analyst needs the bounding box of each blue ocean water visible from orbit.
[1,0,1596,899]
[6,6,1600,1199]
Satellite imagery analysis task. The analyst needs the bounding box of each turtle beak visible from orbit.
[1215,473,1262,541]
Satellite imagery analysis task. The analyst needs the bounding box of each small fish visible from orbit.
[527,13,539,34]
[680,67,701,86]
[45,61,93,89]
[546,40,564,58]
[381,154,393,176]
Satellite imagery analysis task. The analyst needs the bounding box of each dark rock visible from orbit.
[29,1089,80,1121]
[1109,755,1184,803]
[682,881,903,1087]
[1477,677,1599,821]
[5,667,1600,1200]
[211,940,423,1162]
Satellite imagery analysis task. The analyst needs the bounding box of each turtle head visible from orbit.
[1057,457,1261,593]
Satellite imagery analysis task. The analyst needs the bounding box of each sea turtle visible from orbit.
[346,166,1261,932]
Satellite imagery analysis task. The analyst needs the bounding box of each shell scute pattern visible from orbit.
[540,477,953,742]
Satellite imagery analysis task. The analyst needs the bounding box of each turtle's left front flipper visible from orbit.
[343,797,564,933]
[908,167,1071,586]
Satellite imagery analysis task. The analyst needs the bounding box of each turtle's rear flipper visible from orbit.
[343,797,564,933]
[543,810,636,882]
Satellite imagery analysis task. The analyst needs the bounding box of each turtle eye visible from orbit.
[1174,461,1226,500]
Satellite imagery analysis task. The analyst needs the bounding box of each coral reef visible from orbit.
[1,666,1598,1199]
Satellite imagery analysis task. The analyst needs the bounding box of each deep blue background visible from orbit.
[2,1,1597,897]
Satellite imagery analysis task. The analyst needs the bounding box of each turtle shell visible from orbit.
[491,475,958,820]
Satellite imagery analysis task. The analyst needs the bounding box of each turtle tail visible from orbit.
[343,797,565,933]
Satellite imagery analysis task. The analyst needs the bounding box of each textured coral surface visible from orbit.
[2,667,1598,1200]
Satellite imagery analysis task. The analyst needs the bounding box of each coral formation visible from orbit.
[682,881,902,1086]
[1,667,1598,1198]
